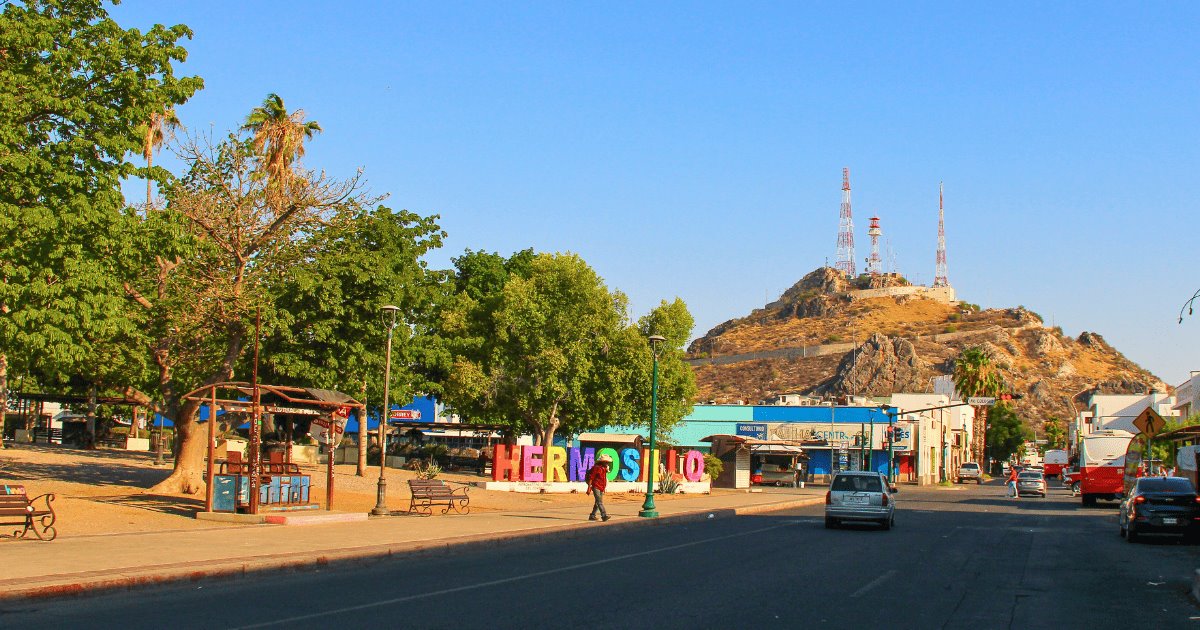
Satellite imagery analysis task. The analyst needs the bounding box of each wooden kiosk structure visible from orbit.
[182,382,363,514]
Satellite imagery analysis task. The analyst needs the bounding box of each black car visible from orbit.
[1119,477,1200,542]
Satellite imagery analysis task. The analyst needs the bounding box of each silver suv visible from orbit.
[825,471,897,530]
[957,462,983,484]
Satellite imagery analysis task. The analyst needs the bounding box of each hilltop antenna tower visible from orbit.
[867,215,883,275]
[934,182,949,287]
[835,168,856,278]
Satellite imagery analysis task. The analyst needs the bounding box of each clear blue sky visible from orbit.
[112,2,1200,386]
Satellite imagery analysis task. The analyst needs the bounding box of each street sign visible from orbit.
[1132,407,1166,437]
[968,397,996,406]
[389,408,421,420]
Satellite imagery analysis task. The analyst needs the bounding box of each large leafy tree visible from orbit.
[986,403,1030,463]
[953,346,1005,463]
[1043,417,1066,450]
[442,252,696,450]
[262,204,446,475]
[0,0,201,445]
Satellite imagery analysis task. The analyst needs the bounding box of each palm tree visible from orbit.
[143,108,180,209]
[241,93,322,194]
[954,347,1004,465]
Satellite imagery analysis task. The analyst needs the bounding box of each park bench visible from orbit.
[0,485,57,541]
[407,479,470,516]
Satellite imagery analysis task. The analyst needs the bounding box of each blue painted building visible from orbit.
[599,404,899,477]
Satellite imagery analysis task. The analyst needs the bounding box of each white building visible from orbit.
[1173,372,1200,420]
[1075,391,1178,441]
[889,393,973,484]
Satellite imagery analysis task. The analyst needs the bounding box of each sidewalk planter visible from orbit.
[124,437,151,451]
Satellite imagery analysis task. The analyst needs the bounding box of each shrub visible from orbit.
[658,474,681,494]
[824,334,843,344]
[703,453,724,482]
[944,325,958,333]
[414,460,442,479]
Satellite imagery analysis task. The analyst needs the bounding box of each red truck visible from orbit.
[1077,430,1134,506]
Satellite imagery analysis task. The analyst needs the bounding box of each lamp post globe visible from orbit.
[372,305,401,517]
[639,334,667,518]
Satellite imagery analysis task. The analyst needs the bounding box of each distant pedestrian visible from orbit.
[586,454,613,521]
[1007,466,1019,498]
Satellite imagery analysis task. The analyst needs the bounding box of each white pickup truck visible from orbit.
[956,462,983,484]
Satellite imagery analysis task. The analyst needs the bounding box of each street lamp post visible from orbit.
[881,405,897,483]
[372,305,401,517]
[639,334,666,519]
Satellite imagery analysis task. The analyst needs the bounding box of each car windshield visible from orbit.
[1137,478,1194,493]
[1017,472,1041,480]
[832,475,883,493]
[961,463,978,470]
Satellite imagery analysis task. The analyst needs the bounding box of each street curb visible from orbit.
[0,496,824,602]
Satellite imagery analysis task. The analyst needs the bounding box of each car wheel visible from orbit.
[1119,521,1126,537]
[1072,482,1080,495]
[1126,524,1138,543]
[824,516,837,529]
[881,517,891,531]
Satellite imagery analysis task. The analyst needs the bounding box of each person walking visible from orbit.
[1007,465,1019,499]
[586,454,613,521]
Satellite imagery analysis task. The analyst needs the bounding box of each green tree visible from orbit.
[0,0,201,445]
[953,346,1004,463]
[442,252,695,451]
[1044,417,1066,450]
[986,403,1030,463]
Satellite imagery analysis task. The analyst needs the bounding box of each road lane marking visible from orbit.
[232,521,800,629]
[851,569,896,598]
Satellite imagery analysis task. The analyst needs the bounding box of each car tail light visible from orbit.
[881,494,889,507]
[825,491,831,505]
[1134,496,1146,504]
[1193,495,1200,505]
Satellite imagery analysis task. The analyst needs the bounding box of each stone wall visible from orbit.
[847,285,957,303]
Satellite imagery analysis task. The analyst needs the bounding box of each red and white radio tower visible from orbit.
[867,215,883,275]
[834,168,856,278]
[933,182,949,287]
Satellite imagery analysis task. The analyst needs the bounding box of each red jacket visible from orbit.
[587,464,608,492]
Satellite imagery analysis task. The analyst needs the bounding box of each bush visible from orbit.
[824,334,843,344]
[703,453,724,482]
[658,474,681,494]
[944,324,958,333]
[414,460,441,479]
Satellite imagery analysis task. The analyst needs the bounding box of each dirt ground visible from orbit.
[0,444,696,538]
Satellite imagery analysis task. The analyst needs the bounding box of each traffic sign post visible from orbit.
[967,397,996,407]
[1132,407,1166,437]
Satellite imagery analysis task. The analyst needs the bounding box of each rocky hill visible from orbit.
[687,268,1166,426]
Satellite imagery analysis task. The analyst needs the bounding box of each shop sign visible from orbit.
[736,423,767,439]
[492,445,706,484]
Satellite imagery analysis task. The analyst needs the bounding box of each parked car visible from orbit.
[1016,471,1047,497]
[956,462,983,484]
[1119,476,1200,543]
[825,471,897,530]
[1000,462,1012,477]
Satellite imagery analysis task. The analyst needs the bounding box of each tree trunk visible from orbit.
[357,378,367,476]
[147,399,205,494]
[0,354,7,449]
[85,383,97,449]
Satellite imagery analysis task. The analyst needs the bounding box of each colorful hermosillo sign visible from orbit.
[492,445,706,483]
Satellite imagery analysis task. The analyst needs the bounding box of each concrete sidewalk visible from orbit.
[0,488,825,601]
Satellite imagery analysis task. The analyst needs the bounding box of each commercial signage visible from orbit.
[736,423,767,439]
[767,422,891,449]
[389,409,421,420]
[492,445,706,484]
[264,405,322,416]
[308,406,350,445]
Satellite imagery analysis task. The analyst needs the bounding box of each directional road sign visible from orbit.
[968,397,996,406]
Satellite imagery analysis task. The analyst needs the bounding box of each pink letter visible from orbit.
[522,446,545,482]
[684,450,705,482]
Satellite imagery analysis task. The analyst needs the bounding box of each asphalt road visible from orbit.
[4,480,1199,629]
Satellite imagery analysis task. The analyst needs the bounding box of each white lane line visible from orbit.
[232,521,799,629]
[851,569,897,598]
